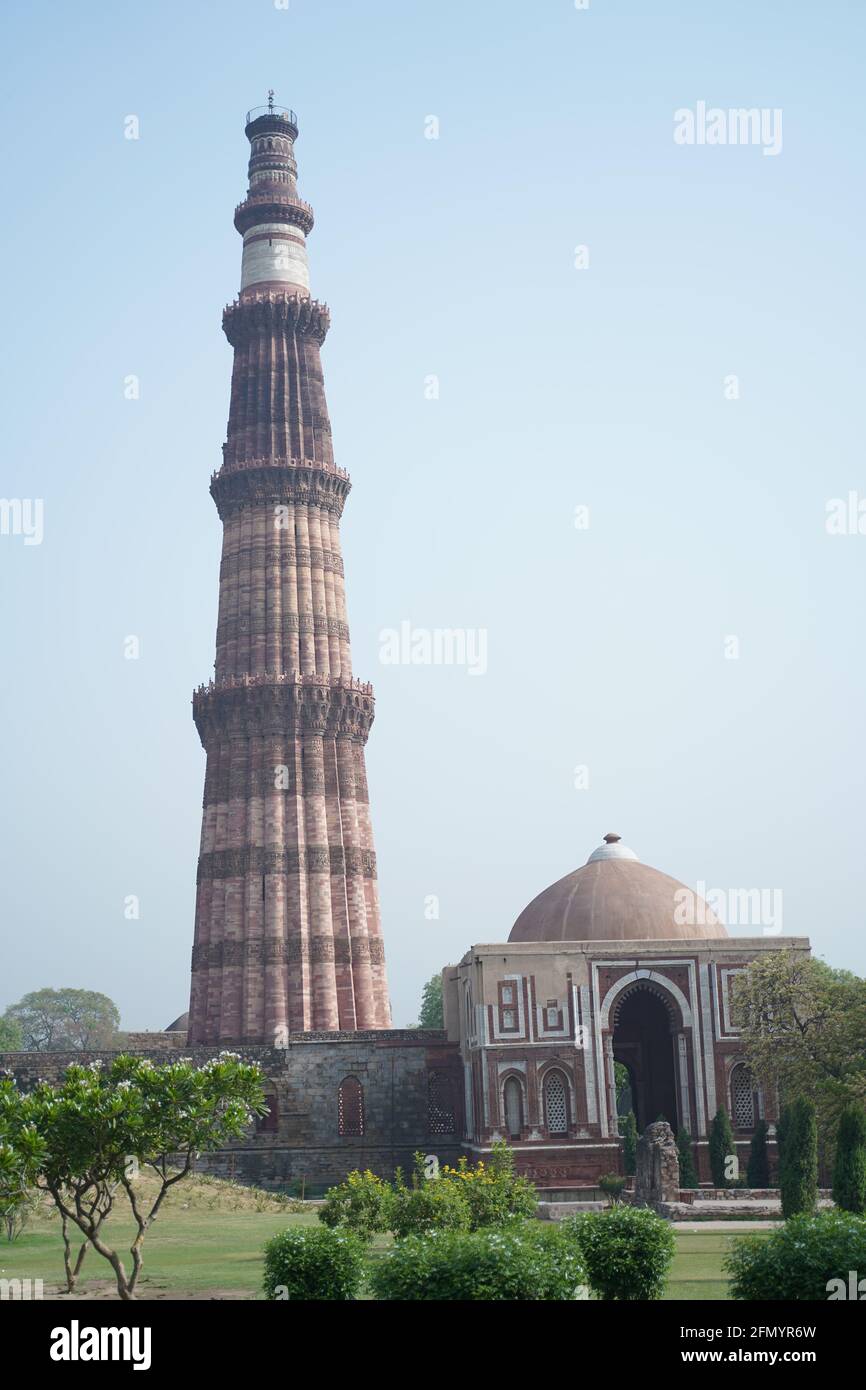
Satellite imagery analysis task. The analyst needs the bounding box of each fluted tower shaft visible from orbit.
[188,104,391,1043]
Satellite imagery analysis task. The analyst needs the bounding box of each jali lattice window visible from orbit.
[338,1075,365,1137]
[427,1071,456,1134]
[544,1069,569,1135]
[731,1064,755,1129]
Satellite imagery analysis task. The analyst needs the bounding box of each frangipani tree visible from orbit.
[0,1053,266,1299]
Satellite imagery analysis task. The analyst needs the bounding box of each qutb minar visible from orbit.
[188,99,392,1043]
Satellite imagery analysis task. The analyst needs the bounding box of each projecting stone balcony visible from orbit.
[195,671,374,698]
[212,455,349,482]
[234,192,315,236]
[209,457,351,519]
[223,290,330,345]
[192,671,375,745]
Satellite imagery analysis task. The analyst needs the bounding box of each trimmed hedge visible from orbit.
[564,1205,675,1301]
[263,1226,364,1301]
[832,1104,866,1215]
[369,1225,586,1301]
[725,1210,866,1300]
[746,1119,770,1188]
[709,1107,736,1187]
[778,1097,818,1218]
[676,1128,699,1189]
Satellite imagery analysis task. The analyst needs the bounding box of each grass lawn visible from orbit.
[665,1231,771,1300]
[0,1177,771,1300]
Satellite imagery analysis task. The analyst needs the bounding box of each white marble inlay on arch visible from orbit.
[599,969,693,1031]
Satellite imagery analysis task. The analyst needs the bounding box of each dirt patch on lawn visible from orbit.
[40,1280,256,1301]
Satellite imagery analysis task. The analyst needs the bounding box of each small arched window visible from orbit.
[731,1064,755,1129]
[257,1089,278,1134]
[544,1069,569,1135]
[338,1075,365,1137]
[503,1076,523,1139]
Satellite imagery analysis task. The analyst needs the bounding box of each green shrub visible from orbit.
[676,1128,699,1189]
[318,1169,391,1240]
[389,1166,470,1238]
[832,1104,866,1214]
[442,1142,537,1230]
[746,1119,770,1188]
[621,1112,637,1177]
[262,1226,364,1300]
[598,1173,627,1206]
[725,1210,866,1300]
[565,1205,675,1301]
[369,1225,585,1301]
[779,1097,818,1218]
[709,1107,736,1187]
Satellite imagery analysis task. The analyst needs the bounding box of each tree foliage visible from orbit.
[0,1017,23,1050]
[416,974,444,1030]
[2,988,121,1051]
[733,951,866,1134]
[0,1053,266,1299]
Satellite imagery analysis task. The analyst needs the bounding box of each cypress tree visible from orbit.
[746,1119,770,1188]
[621,1111,637,1176]
[778,1097,818,1218]
[832,1103,866,1214]
[676,1128,699,1188]
[709,1107,736,1187]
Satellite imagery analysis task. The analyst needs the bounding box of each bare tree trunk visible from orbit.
[60,1211,90,1292]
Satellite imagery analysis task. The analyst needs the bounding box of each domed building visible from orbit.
[442,834,809,1185]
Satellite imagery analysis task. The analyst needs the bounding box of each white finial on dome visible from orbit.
[587,832,639,863]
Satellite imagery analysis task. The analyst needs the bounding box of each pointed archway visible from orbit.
[612,984,678,1131]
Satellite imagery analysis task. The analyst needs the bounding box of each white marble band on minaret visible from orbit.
[240,223,310,294]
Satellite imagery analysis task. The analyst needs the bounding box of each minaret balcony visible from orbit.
[234,192,315,236]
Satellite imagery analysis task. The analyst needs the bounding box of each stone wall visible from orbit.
[0,1030,463,1193]
[115,1031,189,1052]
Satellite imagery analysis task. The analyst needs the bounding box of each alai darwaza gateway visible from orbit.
[442,833,810,1185]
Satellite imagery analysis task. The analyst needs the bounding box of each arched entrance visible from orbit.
[612,984,678,1131]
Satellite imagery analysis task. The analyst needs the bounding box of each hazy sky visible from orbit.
[1,0,864,1030]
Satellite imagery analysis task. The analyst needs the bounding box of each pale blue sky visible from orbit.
[1,0,864,1029]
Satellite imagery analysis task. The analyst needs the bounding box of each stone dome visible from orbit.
[508,834,727,944]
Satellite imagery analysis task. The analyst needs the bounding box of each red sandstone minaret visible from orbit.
[187,98,391,1043]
